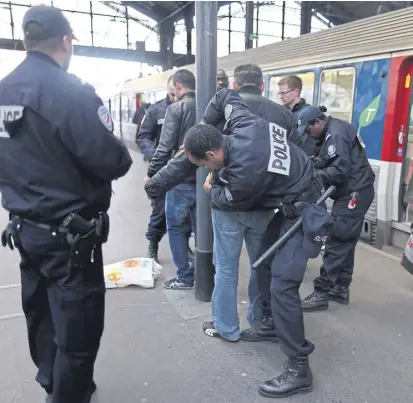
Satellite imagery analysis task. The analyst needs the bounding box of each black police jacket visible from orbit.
[147,91,196,182]
[145,86,305,199]
[137,96,171,161]
[313,117,375,199]
[0,51,133,222]
[147,89,313,211]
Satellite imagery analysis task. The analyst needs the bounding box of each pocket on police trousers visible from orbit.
[331,215,364,241]
[60,288,105,354]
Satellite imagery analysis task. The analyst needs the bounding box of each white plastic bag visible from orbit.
[104,258,163,289]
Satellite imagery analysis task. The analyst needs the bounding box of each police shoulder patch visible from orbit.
[327,145,336,158]
[0,105,25,138]
[97,105,113,132]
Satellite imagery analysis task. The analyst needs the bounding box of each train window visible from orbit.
[319,67,356,122]
[269,72,315,105]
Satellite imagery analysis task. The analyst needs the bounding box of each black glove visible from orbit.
[281,203,301,219]
[1,222,14,250]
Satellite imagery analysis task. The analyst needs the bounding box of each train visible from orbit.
[105,7,413,251]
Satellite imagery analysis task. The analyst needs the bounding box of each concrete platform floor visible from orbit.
[1,145,412,403]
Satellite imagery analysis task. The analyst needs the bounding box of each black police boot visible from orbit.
[148,241,159,263]
[240,317,278,343]
[328,285,350,305]
[301,291,329,312]
[258,356,313,398]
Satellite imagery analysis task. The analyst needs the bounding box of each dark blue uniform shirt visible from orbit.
[0,51,132,221]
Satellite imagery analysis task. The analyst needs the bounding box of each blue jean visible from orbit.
[165,183,197,284]
[211,209,274,341]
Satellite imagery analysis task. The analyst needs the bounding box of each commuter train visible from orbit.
[107,7,413,251]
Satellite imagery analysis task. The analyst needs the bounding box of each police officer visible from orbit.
[180,89,331,397]
[297,106,375,311]
[0,5,132,403]
[144,64,305,197]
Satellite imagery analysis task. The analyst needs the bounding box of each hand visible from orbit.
[174,144,185,158]
[144,175,151,185]
[203,172,213,194]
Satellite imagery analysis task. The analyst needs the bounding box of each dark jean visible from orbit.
[146,197,167,243]
[165,183,197,284]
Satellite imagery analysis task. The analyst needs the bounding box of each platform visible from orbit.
[1,145,413,403]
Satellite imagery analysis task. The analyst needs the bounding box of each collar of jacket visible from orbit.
[238,84,262,96]
[176,91,196,102]
[291,98,307,112]
[27,51,61,69]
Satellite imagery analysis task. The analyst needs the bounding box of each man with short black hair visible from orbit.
[216,69,229,91]
[183,89,331,397]
[0,5,132,403]
[145,69,197,290]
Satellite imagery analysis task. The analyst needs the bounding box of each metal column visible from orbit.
[194,1,217,302]
[300,1,312,35]
[245,1,254,50]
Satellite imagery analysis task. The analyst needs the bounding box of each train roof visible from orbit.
[121,6,413,93]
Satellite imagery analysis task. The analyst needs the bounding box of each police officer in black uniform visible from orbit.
[0,5,132,403]
[297,106,375,311]
[181,89,331,398]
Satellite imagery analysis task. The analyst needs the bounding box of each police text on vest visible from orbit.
[267,122,291,176]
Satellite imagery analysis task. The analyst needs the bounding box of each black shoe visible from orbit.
[163,277,194,290]
[301,291,329,312]
[202,321,239,343]
[328,285,350,305]
[148,241,159,263]
[258,357,313,398]
[240,317,278,343]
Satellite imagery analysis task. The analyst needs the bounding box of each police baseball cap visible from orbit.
[297,105,327,135]
[23,5,77,41]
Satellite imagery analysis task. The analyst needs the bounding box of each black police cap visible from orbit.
[23,5,77,41]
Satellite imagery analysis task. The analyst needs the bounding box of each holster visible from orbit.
[62,212,110,268]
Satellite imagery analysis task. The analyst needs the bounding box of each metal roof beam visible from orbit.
[0,38,194,66]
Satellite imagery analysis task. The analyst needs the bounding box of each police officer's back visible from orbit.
[0,6,132,403]
[297,106,375,313]
[144,64,305,199]
[137,76,174,162]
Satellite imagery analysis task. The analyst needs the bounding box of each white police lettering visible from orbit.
[97,105,113,132]
[314,235,328,243]
[267,122,291,176]
[224,187,233,202]
[0,105,24,138]
[157,118,165,125]
[327,145,336,158]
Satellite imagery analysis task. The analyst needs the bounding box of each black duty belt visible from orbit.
[21,218,69,234]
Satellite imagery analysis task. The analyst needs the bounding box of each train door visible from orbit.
[396,61,413,225]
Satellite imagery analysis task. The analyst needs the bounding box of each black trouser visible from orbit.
[314,185,375,292]
[146,197,167,243]
[267,214,315,358]
[15,221,104,403]
[145,196,193,244]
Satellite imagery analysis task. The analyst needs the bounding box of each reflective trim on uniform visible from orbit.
[267,122,291,176]
[325,133,331,141]
[97,105,113,132]
[157,118,165,125]
[0,105,25,138]
[224,187,233,202]
[356,132,366,148]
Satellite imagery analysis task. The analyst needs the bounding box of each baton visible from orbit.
[252,185,336,270]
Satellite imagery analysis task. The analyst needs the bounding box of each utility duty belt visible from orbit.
[2,212,110,268]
